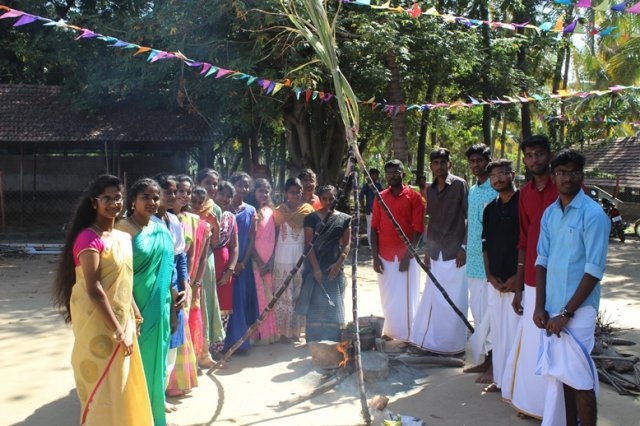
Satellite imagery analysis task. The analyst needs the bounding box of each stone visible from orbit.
[361,351,389,382]
[308,340,342,369]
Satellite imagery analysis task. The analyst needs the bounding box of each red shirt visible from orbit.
[371,185,425,261]
[518,175,558,286]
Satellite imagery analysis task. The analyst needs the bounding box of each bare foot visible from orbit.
[464,356,491,374]
[482,383,501,393]
[165,402,177,413]
[475,371,494,384]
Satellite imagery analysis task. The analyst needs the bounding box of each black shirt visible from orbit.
[482,191,520,282]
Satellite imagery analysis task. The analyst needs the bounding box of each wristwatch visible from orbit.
[560,306,574,319]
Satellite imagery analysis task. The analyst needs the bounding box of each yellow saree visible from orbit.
[69,229,153,426]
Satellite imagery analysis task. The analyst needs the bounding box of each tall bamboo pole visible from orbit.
[350,154,371,425]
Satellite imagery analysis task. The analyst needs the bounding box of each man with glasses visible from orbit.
[534,149,608,426]
[502,135,555,420]
[410,148,469,356]
[480,159,521,394]
[371,159,425,341]
[464,144,497,383]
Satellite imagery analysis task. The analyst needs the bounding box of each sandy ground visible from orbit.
[2,240,639,426]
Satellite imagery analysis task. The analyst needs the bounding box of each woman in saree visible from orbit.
[247,178,279,344]
[194,169,225,366]
[296,185,351,342]
[115,178,174,426]
[225,172,259,353]
[210,181,239,357]
[54,174,153,425]
[150,174,188,409]
[272,177,315,342]
[164,174,203,396]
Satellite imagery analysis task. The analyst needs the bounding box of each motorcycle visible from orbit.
[601,198,627,242]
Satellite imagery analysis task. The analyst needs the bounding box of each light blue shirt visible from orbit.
[535,190,610,313]
[466,179,498,278]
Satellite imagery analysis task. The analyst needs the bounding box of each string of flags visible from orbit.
[542,115,640,125]
[2,5,639,121]
[339,0,635,38]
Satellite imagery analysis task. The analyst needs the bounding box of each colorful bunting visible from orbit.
[338,1,625,37]
[3,4,640,121]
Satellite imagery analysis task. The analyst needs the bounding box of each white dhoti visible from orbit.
[377,257,421,341]
[468,277,491,363]
[501,285,546,419]
[488,287,520,389]
[409,255,468,354]
[537,306,598,426]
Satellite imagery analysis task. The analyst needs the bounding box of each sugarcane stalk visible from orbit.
[350,154,372,425]
[207,161,353,373]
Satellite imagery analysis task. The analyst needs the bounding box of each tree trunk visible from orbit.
[499,111,508,158]
[282,94,346,185]
[480,0,492,145]
[384,51,408,164]
[417,80,437,181]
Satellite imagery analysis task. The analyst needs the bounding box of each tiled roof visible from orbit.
[583,136,640,187]
[0,84,209,143]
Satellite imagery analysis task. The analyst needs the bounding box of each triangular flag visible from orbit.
[552,16,564,32]
[555,0,573,4]
[539,22,554,31]
[564,19,578,34]
[13,14,37,26]
[146,50,160,62]
[265,82,276,95]
[408,3,421,18]
[134,46,151,56]
[272,83,284,95]
[215,68,234,79]
[593,0,611,10]
[371,1,390,9]
[611,1,628,11]
[199,63,212,74]
[205,66,220,77]
[424,6,440,15]
[0,9,23,19]
[247,77,257,86]
[575,0,592,7]
[75,29,97,39]
[353,0,372,5]
[109,40,130,48]
[626,0,640,13]
[599,26,616,35]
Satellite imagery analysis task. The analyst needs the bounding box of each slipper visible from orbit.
[482,383,500,393]
[475,373,494,384]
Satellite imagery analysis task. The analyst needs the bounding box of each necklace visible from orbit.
[128,215,145,229]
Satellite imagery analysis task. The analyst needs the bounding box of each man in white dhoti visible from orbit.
[502,135,555,419]
[410,148,468,355]
[371,160,425,341]
[464,144,497,382]
[534,149,609,426]
[479,159,521,393]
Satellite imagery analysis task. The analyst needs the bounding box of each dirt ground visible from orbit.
[2,240,639,426]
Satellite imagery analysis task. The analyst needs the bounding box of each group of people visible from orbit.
[370,136,609,426]
[53,168,352,425]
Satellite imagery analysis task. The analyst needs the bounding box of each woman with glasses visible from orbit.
[54,174,153,425]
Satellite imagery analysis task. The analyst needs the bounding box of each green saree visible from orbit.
[116,219,174,426]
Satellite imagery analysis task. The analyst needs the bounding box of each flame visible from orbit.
[336,340,350,368]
